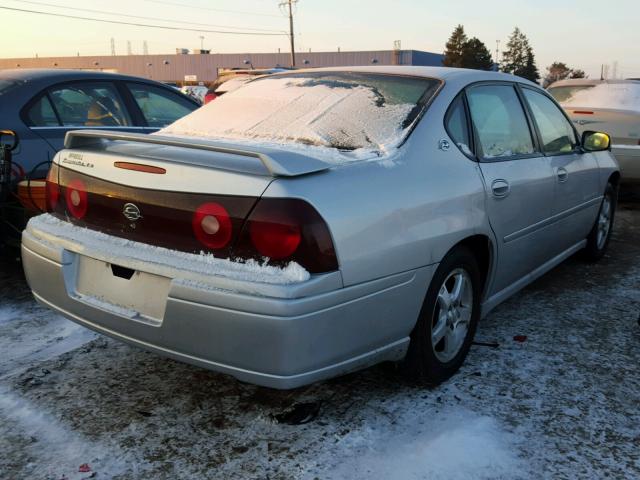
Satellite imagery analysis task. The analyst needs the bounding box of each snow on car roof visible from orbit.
[561,82,640,112]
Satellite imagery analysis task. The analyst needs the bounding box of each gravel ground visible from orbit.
[1,199,639,480]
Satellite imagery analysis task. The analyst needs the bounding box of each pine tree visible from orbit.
[521,47,540,82]
[460,37,494,71]
[443,25,467,68]
[501,27,539,82]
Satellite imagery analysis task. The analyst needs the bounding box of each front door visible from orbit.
[520,87,601,252]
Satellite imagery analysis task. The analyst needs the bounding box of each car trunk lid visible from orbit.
[47,129,334,259]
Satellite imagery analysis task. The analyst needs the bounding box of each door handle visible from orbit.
[557,167,569,183]
[491,179,510,198]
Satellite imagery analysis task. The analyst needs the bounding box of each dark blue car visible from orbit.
[0,69,199,181]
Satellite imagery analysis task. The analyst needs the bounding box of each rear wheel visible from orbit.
[583,182,616,261]
[405,246,482,384]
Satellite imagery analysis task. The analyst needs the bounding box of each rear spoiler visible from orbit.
[64,130,332,177]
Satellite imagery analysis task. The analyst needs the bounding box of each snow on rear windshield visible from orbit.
[159,72,440,151]
[558,83,640,112]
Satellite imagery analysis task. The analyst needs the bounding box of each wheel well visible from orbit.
[608,171,620,189]
[453,235,492,294]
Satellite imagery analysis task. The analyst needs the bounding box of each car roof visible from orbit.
[271,66,536,85]
[547,78,640,88]
[0,68,160,83]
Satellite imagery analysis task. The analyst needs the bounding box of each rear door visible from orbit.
[23,81,143,179]
[26,81,141,151]
[521,87,601,251]
[466,83,557,296]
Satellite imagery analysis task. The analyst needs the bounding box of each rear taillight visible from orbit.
[64,179,88,219]
[45,164,60,212]
[250,214,302,259]
[235,198,338,273]
[192,202,233,249]
[204,92,217,104]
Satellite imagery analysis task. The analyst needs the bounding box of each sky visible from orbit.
[0,0,638,79]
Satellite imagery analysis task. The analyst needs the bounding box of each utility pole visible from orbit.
[280,0,297,67]
[495,40,501,71]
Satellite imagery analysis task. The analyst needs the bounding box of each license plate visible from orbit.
[74,255,171,323]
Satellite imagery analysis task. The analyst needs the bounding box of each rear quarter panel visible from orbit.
[263,86,493,287]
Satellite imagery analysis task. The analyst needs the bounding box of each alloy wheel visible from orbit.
[431,268,473,363]
[596,194,612,250]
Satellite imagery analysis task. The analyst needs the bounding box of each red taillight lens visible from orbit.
[235,198,338,273]
[64,179,88,219]
[204,92,217,104]
[192,202,232,249]
[250,216,302,259]
[45,164,60,212]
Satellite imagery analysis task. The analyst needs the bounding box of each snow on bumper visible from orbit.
[21,215,431,389]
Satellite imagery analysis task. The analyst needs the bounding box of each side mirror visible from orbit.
[582,131,611,152]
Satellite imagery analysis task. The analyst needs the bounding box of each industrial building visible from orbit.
[0,49,444,83]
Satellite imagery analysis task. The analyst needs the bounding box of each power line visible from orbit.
[141,0,282,18]
[0,5,287,35]
[10,0,285,33]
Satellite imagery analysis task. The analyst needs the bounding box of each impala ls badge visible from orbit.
[123,203,143,222]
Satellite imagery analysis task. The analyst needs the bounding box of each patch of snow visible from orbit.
[28,214,310,285]
[562,83,640,112]
[159,75,420,159]
[0,304,96,378]
[0,389,148,479]
[307,408,525,480]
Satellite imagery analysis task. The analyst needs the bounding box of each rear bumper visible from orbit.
[21,220,432,389]
[612,145,640,183]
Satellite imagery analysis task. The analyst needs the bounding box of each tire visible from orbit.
[583,182,617,262]
[404,246,482,384]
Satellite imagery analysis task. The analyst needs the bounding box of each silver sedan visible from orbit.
[22,67,619,389]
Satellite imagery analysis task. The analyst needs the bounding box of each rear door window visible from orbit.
[523,89,578,155]
[127,83,196,128]
[445,94,472,156]
[467,85,536,159]
[27,95,60,126]
[48,82,131,127]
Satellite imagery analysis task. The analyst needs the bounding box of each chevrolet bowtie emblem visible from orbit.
[123,203,143,222]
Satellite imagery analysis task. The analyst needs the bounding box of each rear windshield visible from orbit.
[550,83,640,112]
[160,72,441,152]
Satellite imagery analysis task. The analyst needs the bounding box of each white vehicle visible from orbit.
[548,79,640,184]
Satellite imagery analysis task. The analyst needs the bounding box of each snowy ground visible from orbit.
[1,199,639,480]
